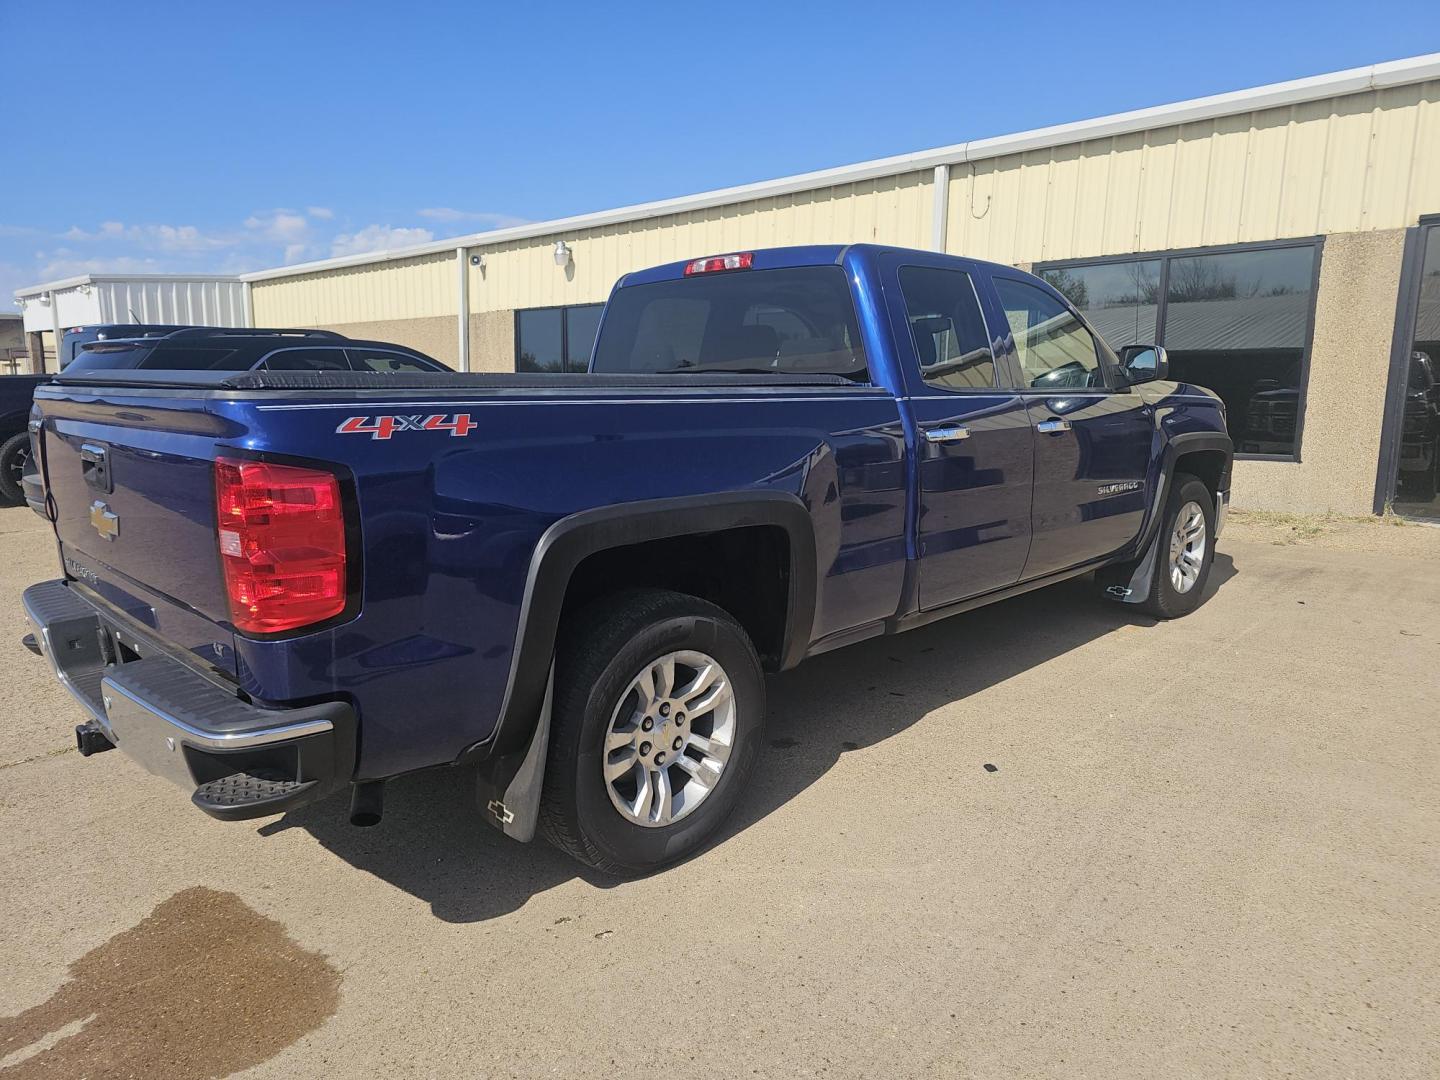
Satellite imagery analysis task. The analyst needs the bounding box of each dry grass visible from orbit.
[1224,507,1438,555]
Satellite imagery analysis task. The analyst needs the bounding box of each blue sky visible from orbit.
[3,0,1437,302]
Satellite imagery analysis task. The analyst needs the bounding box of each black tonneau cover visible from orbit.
[49,369,857,391]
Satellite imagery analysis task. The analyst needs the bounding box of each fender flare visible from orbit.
[467,490,818,765]
[1109,431,1233,604]
[468,491,817,839]
[1138,431,1233,555]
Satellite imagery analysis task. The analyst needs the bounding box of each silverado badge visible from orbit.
[89,500,119,541]
[1097,481,1142,496]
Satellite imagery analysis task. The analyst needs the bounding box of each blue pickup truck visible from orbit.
[20,244,1231,874]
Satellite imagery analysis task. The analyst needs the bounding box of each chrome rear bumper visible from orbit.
[22,579,354,818]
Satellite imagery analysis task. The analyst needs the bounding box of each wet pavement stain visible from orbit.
[0,887,340,1079]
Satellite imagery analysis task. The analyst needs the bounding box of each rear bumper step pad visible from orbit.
[21,579,355,820]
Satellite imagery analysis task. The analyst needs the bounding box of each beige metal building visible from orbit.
[24,54,1440,517]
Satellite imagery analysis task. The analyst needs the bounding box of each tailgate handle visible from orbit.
[80,443,113,493]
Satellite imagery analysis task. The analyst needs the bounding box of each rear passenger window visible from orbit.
[261,348,350,371]
[898,267,996,391]
[994,277,1105,389]
[348,349,441,372]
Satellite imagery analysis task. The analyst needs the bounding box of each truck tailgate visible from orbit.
[38,392,238,677]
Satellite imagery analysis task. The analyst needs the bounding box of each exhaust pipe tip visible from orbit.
[75,721,115,757]
[349,780,385,827]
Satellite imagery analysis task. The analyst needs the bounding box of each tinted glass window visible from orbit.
[898,267,996,391]
[64,345,155,372]
[138,348,250,370]
[1038,241,1320,460]
[261,348,350,371]
[593,266,866,378]
[1040,260,1160,348]
[994,277,1104,389]
[1165,246,1316,458]
[564,305,604,370]
[348,348,444,372]
[517,309,565,372]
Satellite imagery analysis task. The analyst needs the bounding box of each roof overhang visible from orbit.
[13,272,244,300]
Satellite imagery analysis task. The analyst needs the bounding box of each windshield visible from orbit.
[592,265,867,378]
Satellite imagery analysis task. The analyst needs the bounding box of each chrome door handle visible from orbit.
[1036,418,1072,434]
[923,424,971,444]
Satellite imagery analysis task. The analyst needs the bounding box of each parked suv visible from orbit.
[62,324,196,368]
[64,327,452,375]
[13,329,450,511]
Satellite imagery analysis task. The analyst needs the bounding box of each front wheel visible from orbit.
[1136,473,1215,619]
[539,589,765,875]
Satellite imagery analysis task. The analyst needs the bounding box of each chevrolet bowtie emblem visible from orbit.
[89,500,119,541]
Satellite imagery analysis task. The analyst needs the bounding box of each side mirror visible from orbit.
[1120,344,1168,385]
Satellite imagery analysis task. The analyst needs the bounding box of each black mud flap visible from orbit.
[1102,526,1162,606]
[473,667,553,842]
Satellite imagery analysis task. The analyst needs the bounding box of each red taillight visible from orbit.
[683,252,754,275]
[214,457,347,634]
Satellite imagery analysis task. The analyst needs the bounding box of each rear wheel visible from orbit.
[0,432,31,505]
[539,589,765,875]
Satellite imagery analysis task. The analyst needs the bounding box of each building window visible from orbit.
[1039,240,1321,460]
[515,303,604,372]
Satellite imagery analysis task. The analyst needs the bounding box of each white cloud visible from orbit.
[3,208,454,294]
[329,224,434,258]
[243,210,310,246]
[416,207,529,229]
[34,251,167,279]
[60,221,229,253]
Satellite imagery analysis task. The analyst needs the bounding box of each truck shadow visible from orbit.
[273,556,1236,923]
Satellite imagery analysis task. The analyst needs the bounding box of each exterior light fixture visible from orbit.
[553,241,572,268]
[469,253,484,268]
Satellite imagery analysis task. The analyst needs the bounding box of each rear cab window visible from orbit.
[592,266,868,379]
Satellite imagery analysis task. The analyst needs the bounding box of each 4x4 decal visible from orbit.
[336,414,477,440]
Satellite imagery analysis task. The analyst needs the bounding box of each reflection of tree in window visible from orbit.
[1166,246,1317,459]
[1041,261,1159,348]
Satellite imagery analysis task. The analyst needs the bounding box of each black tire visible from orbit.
[0,432,31,506]
[1136,473,1215,619]
[539,588,765,875]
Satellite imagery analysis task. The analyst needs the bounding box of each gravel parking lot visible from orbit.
[1,503,1437,1079]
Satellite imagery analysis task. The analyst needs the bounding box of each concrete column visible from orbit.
[1230,228,1408,515]
[25,331,46,375]
[47,291,60,374]
[931,164,950,252]
[467,310,516,373]
[455,247,470,372]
